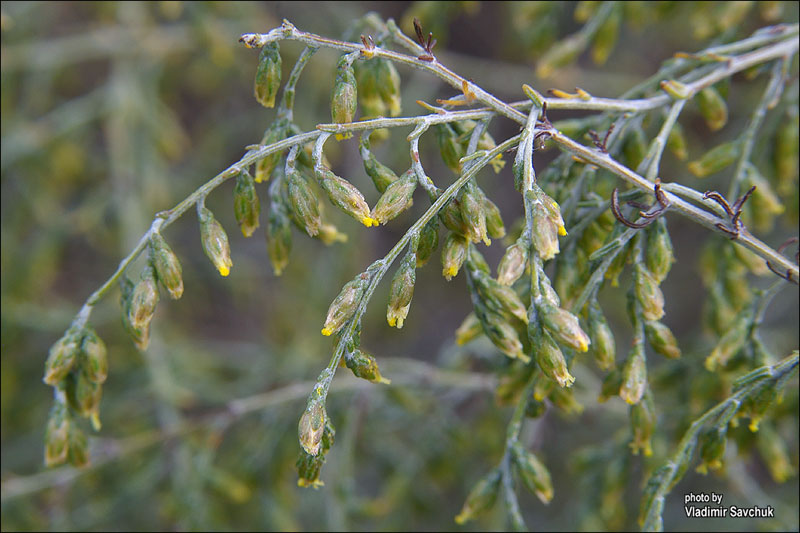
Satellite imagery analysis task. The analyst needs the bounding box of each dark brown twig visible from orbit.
[702,186,757,239]
[611,179,670,228]
[413,18,437,61]
[766,237,799,284]
[587,123,615,153]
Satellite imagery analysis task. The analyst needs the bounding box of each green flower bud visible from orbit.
[44,403,70,467]
[619,343,647,405]
[587,303,616,370]
[198,205,233,277]
[387,252,416,328]
[535,331,575,387]
[705,315,748,371]
[317,168,376,227]
[688,141,739,178]
[454,469,501,525]
[375,58,402,116]
[254,42,281,108]
[746,383,780,433]
[345,349,391,384]
[666,121,688,161]
[287,170,321,237]
[482,311,529,363]
[497,240,528,286]
[474,271,528,324]
[296,451,326,488]
[455,312,482,345]
[645,321,681,359]
[360,138,399,193]
[371,171,416,225]
[266,208,292,276]
[635,265,665,321]
[539,275,561,307]
[528,188,565,261]
[331,56,357,140]
[660,79,691,100]
[43,331,81,385]
[539,303,591,352]
[591,4,620,65]
[459,183,490,245]
[645,218,674,284]
[415,218,439,267]
[435,123,464,174]
[298,400,325,456]
[439,197,471,237]
[598,367,622,402]
[550,385,584,415]
[81,327,107,384]
[129,266,159,331]
[254,120,287,183]
[442,232,468,281]
[120,277,151,351]
[512,443,553,504]
[233,170,260,237]
[150,232,183,299]
[483,195,506,239]
[525,397,547,418]
[756,424,795,483]
[746,164,784,232]
[696,86,728,131]
[65,371,102,427]
[696,427,726,474]
[67,424,89,467]
[630,392,656,456]
[321,275,366,336]
[536,34,582,79]
[469,247,491,276]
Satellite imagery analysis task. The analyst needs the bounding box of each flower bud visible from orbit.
[316,223,348,245]
[455,312,482,345]
[44,403,70,467]
[591,4,620,65]
[483,195,506,240]
[688,141,739,178]
[696,86,728,131]
[705,315,748,371]
[415,218,439,267]
[598,368,622,402]
[296,451,326,488]
[512,443,553,504]
[536,34,582,79]
[317,168,375,227]
[254,120,287,183]
[266,209,292,276]
[254,42,281,108]
[81,327,107,384]
[198,205,233,277]
[527,188,565,261]
[630,392,656,456]
[298,400,325,456]
[439,197,471,237]
[321,275,366,336]
[233,170,260,237]
[634,265,665,321]
[482,311,529,363]
[375,58,402,116]
[129,266,159,331]
[535,332,575,387]
[645,218,674,284]
[459,184,490,245]
[474,271,528,324]
[454,469,501,525]
[345,350,391,384]
[387,252,416,328]
[645,321,681,359]
[66,371,102,426]
[497,241,528,286]
[360,138,399,193]
[120,277,151,351]
[67,425,89,467]
[660,79,690,100]
[539,303,591,352]
[746,383,779,432]
[331,56,357,140]
[435,123,464,173]
[696,427,726,474]
[441,232,468,281]
[619,343,647,405]
[550,385,584,415]
[666,121,688,161]
[287,170,321,236]
[371,171,416,225]
[150,232,183,299]
[587,303,615,370]
[43,331,81,385]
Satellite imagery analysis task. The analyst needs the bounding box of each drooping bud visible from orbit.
[454,469,502,525]
[198,205,233,277]
[317,168,375,227]
[254,42,281,108]
[44,402,70,467]
[539,303,591,352]
[696,427,726,474]
[81,327,108,384]
[481,311,529,363]
[387,252,416,328]
[527,187,565,261]
[43,330,81,385]
[120,277,150,351]
[233,169,260,237]
[67,425,89,467]
[497,240,528,286]
[298,400,326,456]
[442,232,468,281]
[321,275,367,336]
[535,331,575,387]
[345,350,391,384]
[287,170,321,236]
[619,343,647,405]
[483,195,506,240]
[254,120,287,183]
[645,218,674,284]
[705,315,749,371]
[439,197,471,237]
[634,265,665,321]
[645,321,681,359]
[296,451,326,489]
[587,302,616,370]
[695,86,728,131]
[266,208,292,276]
[455,312,482,345]
[129,266,159,331]
[459,183,490,245]
[688,141,739,178]
[375,58,402,116]
[150,232,183,299]
[360,137,399,193]
[598,367,623,402]
[65,371,102,426]
[415,218,439,267]
[435,123,464,174]
[331,56,357,140]
[371,171,416,225]
[630,391,656,456]
[469,247,491,276]
[666,121,688,161]
[475,272,528,324]
[512,443,553,504]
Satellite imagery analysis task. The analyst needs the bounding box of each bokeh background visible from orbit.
[1,2,798,531]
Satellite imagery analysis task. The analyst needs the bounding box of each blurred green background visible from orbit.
[1,2,798,531]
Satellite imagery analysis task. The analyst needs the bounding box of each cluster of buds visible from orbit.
[355,55,402,119]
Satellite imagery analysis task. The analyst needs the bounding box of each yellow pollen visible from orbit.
[321,327,333,336]
[218,265,231,277]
